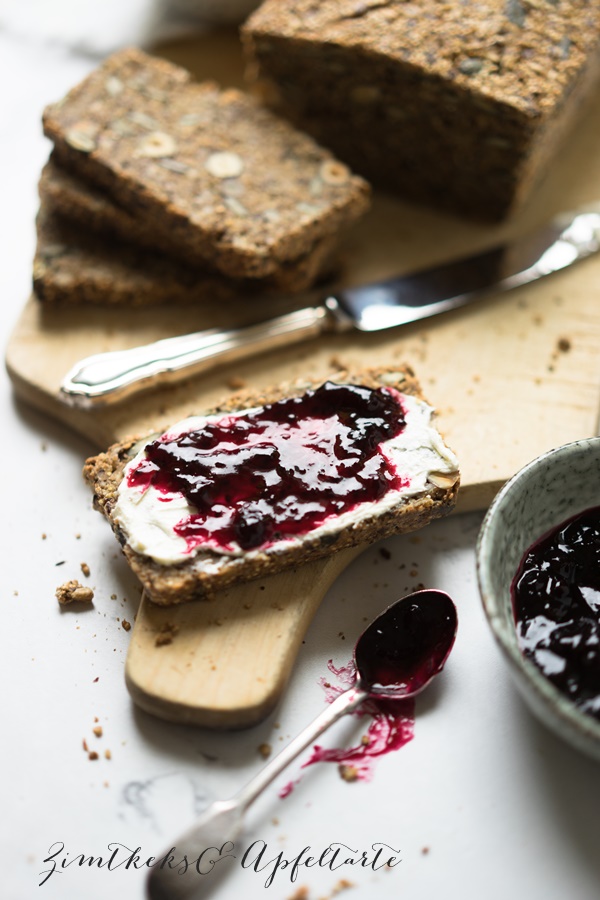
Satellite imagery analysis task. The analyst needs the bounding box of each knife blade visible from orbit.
[59,206,600,409]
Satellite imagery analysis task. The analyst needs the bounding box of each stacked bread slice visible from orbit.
[36,47,371,308]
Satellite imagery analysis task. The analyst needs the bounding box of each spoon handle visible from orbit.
[146,685,367,900]
[235,683,367,812]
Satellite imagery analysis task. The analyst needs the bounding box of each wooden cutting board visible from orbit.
[6,32,600,728]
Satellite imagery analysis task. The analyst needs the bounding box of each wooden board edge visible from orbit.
[6,356,117,448]
[124,548,362,729]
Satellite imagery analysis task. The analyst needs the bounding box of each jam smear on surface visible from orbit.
[279,661,415,797]
[128,382,407,552]
[512,505,600,721]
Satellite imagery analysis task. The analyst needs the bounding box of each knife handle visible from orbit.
[59,299,350,409]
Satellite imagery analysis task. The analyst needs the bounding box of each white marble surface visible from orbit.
[1,5,600,900]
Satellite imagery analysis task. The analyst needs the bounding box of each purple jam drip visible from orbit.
[303,695,415,774]
[355,591,457,696]
[279,661,415,797]
[128,382,407,553]
[512,505,600,721]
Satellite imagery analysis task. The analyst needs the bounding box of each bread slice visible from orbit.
[33,203,240,307]
[33,200,338,307]
[42,48,370,281]
[37,160,340,296]
[84,367,459,606]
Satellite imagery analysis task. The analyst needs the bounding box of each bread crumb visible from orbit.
[379,547,391,560]
[121,619,131,632]
[82,738,89,752]
[154,622,179,646]
[557,336,571,353]
[154,634,173,647]
[258,742,272,759]
[75,533,81,539]
[421,846,430,855]
[227,376,247,390]
[332,880,354,895]
[110,593,117,600]
[287,888,309,900]
[92,726,103,738]
[104,749,112,760]
[338,764,359,782]
[88,751,99,761]
[81,562,91,577]
[56,580,94,605]
[41,533,47,540]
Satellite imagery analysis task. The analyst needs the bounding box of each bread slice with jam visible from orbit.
[83,366,459,605]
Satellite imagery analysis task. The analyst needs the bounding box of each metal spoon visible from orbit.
[146,588,458,900]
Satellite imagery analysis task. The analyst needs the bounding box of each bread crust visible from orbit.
[83,366,459,605]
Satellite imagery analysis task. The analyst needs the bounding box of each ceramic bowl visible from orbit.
[477,437,600,762]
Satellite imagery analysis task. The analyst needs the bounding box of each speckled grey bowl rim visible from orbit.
[476,437,600,761]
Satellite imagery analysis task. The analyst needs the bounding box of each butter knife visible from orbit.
[60,206,600,409]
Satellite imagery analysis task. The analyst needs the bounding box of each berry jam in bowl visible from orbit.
[476,437,600,762]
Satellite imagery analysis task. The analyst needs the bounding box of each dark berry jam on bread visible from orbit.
[128,382,407,552]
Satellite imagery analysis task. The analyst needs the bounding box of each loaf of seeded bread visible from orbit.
[243,0,600,221]
[83,366,459,606]
[37,160,339,296]
[42,47,370,281]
